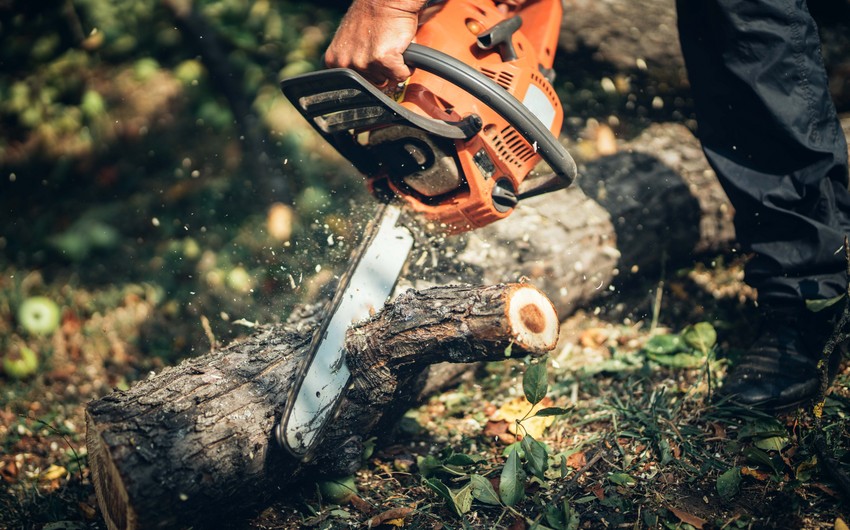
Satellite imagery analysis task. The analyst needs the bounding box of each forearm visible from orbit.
[352,0,428,13]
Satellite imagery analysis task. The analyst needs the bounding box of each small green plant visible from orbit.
[642,321,717,369]
[421,357,576,527]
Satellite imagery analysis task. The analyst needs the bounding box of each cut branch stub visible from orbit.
[508,285,560,351]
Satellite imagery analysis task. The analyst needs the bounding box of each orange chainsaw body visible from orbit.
[382,0,564,231]
[280,0,572,234]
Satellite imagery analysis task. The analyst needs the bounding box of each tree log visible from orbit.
[86,283,558,529]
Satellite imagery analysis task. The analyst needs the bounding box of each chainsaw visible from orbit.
[276,0,576,459]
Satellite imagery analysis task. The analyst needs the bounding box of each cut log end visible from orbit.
[506,285,559,352]
[86,411,136,530]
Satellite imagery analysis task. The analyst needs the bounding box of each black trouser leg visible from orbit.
[676,0,850,310]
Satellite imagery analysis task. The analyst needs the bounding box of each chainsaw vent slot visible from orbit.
[314,106,391,134]
[529,72,557,102]
[299,89,364,110]
[479,67,515,90]
[492,126,536,168]
[297,88,397,133]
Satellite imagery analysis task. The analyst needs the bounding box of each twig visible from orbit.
[200,315,217,352]
[649,249,667,335]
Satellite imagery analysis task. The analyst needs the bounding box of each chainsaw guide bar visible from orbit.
[277,203,415,459]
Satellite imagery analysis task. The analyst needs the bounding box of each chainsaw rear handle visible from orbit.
[402,43,577,187]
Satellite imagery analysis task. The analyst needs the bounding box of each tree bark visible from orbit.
[86,283,559,529]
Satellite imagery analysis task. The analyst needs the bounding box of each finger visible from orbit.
[374,57,411,86]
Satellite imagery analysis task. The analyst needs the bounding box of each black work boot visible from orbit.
[719,309,844,411]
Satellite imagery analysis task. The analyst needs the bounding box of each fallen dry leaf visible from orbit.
[741,466,770,481]
[835,517,849,530]
[710,422,727,440]
[489,396,555,440]
[483,420,509,438]
[349,495,374,515]
[40,464,68,482]
[667,505,707,529]
[78,501,98,520]
[579,327,609,348]
[590,483,605,500]
[566,451,586,470]
[507,515,526,530]
[369,507,414,528]
[668,281,690,300]
[810,483,839,498]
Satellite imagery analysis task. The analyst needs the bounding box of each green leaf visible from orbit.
[646,351,705,368]
[795,455,818,482]
[739,419,785,439]
[682,322,717,354]
[424,478,460,516]
[470,474,501,505]
[500,447,525,506]
[522,434,549,481]
[524,360,549,405]
[743,447,783,475]
[535,406,572,417]
[504,342,513,357]
[806,294,845,313]
[417,455,442,478]
[444,453,484,466]
[753,435,789,452]
[643,334,686,355]
[564,500,580,530]
[502,441,524,459]
[545,504,565,529]
[607,472,636,487]
[716,467,741,500]
[453,482,473,515]
[740,420,788,453]
[424,477,452,502]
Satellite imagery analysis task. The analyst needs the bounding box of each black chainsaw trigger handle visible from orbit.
[402,43,577,188]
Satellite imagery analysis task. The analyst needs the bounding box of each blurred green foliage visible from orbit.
[0,0,377,359]
[0,0,336,163]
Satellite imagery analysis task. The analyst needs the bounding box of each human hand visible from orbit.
[324,0,426,87]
